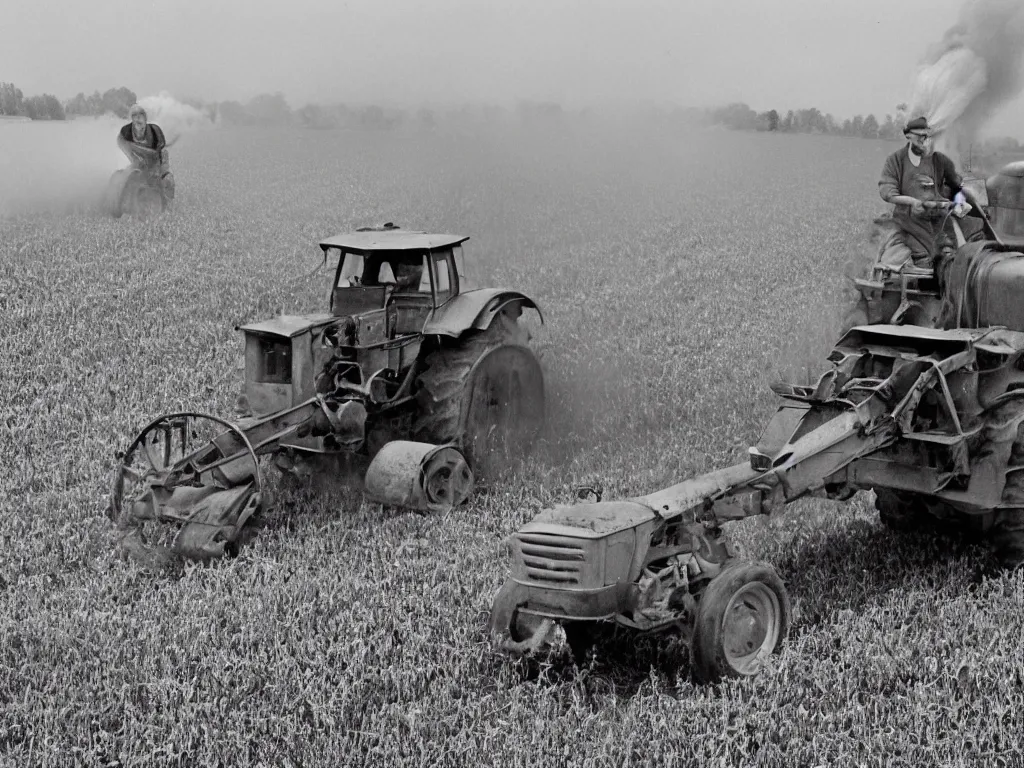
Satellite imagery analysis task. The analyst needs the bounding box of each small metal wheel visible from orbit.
[487,579,554,655]
[690,560,791,684]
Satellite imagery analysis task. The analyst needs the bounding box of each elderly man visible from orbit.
[117,104,174,202]
[877,116,969,268]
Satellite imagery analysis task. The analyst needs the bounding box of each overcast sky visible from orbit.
[5,0,1024,134]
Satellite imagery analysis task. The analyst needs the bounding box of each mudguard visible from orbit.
[423,288,543,338]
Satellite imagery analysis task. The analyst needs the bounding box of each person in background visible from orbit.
[117,104,174,202]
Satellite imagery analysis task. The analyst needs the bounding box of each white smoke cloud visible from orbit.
[908,0,1024,163]
[137,91,214,146]
[0,115,124,217]
[0,92,212,217]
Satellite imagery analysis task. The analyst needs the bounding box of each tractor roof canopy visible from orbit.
[319,227,469,255]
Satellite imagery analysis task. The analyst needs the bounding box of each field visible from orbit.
[3,118,1023,767]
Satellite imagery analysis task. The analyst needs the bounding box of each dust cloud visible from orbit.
[908,0,1024,163]
[0,93,210,217]
[137,91,213,146]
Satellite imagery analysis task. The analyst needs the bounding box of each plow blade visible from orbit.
[363,441,474,512]
[168,483,261,560]
[115,482,262,566]
[109,411,266,566]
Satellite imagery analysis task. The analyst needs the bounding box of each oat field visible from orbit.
[2,119,1023,767]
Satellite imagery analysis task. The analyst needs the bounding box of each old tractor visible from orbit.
[108,225,545,562]
[842,162,1024,330]
[488,161,1024,684]
[106,142,175,218]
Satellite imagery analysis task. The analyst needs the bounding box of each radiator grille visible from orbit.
[517,533,587,584]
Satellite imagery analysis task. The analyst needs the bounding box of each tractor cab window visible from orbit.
[335,250,364,288]
[358,253,431,295]
[451,245,467,280]
[433,250,456,304]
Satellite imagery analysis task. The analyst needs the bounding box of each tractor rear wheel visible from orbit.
[118,173,165,218]
[413,313,544,481]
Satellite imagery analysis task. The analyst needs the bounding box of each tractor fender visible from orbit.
[423,288,543,338]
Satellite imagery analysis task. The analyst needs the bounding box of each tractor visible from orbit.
[487,160,1024,685]
[108,224,545,562]
[106,142,175,218]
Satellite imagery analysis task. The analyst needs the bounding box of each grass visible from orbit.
[2,118,1023,767]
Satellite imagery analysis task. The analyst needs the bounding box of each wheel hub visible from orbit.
[721,582,782,674]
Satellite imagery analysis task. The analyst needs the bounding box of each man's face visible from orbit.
[907,130,932,156]
[131,113,147,132]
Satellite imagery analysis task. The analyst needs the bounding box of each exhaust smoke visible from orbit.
[137,91,214,147]
[0,92,211,218]
[907,0,1024,164]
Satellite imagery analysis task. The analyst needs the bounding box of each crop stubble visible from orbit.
[1,121,1022,766]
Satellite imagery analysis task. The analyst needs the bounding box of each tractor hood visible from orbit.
[238,313,337,339]
[519,500,658,539]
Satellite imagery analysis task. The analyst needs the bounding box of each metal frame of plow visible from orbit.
[108,412,265,563]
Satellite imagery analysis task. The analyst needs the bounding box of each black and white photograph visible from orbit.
[3,0,1024,765]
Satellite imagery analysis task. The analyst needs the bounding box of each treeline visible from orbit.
[707,102,907,140]
[0,82,66,120]
[0,83,140,120]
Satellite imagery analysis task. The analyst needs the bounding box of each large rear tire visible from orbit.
[413,312,545,481]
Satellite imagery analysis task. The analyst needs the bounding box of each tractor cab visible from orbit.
[323,225,473,321]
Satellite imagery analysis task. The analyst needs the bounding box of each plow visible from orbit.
[107,225,545,562]
[487,160,1024,683]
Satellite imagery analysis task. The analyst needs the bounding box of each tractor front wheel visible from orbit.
[690,560,791,684]
[488,579,553,654]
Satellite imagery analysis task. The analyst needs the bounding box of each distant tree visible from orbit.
[23,95,43,119]
[296,103,347,129]
[86,91,104,115]
[879,114,898,140]
[710,102,758,131]
[861,114,879,139]
[245,92,292,125]
[65,92,88,116]
[66,89,115,117]
[23,94,64,120]
[101,87,137,118]
[781,110,794,132]
[822,113,838,134]
[796,107,824,133]
[850,114,864,137]
[0,82,25,116]
[297,103,324,128]
[215,100,251,125]
[360,105,389,129]
[417,106,435,129]
[767,109,779,131]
